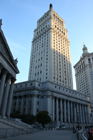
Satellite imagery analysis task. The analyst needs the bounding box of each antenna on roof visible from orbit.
[50,4,53,10]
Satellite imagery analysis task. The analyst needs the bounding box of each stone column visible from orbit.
[84,105,86,124]
[81,105,83,123]
[64,99,66,123]
[76,103,79,124]
[25,96,29,114]
[76,103,78,122]
[21,96,24,114]
[60,98,62,122]
[67,100,70,123]
[15,97,19,111]
[6,77,15,117]
[82,105,85,123]
[86,105,89,124]
[80,104,82,123]
[31,94,37,115]
[56,97,58,121]
[0,65,2,75]
[0,69,7,108]
[78,104,81,122]
[74,103,76,123]
[1,74,11,117]
[52,97,55,121]
[85,105,87,123]
[71,101,73,123]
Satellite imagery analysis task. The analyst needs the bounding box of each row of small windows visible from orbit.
[53,14,63,25]
[88,58,93,64]
[38,13,49,23]
[15,83,33,88]
[76,62,85,73]
[34,33,49,43]
[55,25,65,35]
[37,25,48,35]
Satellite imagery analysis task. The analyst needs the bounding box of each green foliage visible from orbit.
[10,110,20,118]
[10,111,36,124]
[36,111,51,128]
[20,114,36,124]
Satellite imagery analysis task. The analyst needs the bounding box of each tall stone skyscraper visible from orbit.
[74,44,93,113]
[28,4,73,89]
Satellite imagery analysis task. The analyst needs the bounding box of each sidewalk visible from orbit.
[72,133,77,140]
[0,130,77,140]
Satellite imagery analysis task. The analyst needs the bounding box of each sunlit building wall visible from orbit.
[74,44,93,95]
[28,4,73,89]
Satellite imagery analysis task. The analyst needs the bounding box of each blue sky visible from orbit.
[0,0,93,89]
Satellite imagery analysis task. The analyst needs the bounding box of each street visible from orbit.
[0,130,77,140]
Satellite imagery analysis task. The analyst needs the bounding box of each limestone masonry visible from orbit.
[11,5,91,126]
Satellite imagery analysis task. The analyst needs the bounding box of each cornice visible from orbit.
[0,29,19,73]
[32,27,69,43]
[0,50,19,73]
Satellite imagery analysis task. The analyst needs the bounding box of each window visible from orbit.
[25,84,27,87]
[38,84,40,87]
[37,101,39,105]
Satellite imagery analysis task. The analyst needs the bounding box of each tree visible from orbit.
[20,114,36,124]
[36,111,51,128]
[10,113,36,124]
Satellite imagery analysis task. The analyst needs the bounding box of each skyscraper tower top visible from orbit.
[28,4,73,89]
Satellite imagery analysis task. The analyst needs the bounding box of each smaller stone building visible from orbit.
[12,80,90,126]
[74,44,93,120]
[0,19,19,118]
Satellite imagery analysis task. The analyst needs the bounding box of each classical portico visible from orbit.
[0,19,19,118]
[12,80,90,126]
[52,97,89,124]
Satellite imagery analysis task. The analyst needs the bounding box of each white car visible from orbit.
[59,123,67,128]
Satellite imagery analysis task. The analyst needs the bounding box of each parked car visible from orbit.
[59,123,67,128]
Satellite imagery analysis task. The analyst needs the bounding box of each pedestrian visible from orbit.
[87,132,93,140]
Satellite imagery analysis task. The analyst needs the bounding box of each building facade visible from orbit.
[12,80,90,126]
[0,19,19,118]
[10,5,92,125]
[28,4,73,89]
[74,44,93,118]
